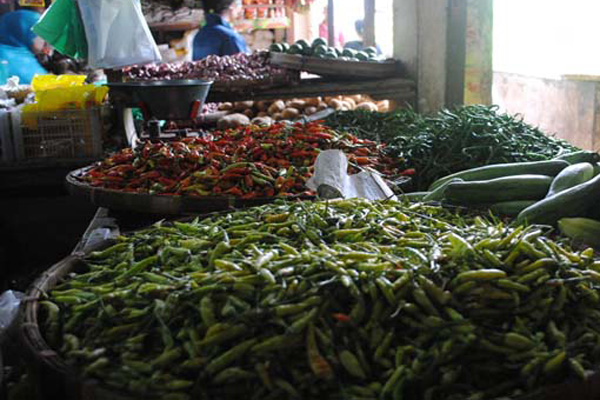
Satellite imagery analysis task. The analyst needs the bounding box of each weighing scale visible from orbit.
[106,79,213,147]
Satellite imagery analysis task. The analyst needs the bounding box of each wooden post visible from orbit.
[364,0,376,48]
[445,0,467,107]
[327,0,335,46]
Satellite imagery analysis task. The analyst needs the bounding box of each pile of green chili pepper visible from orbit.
[80,122,409,199]
[40,199,600,399]
[324,105,579,190]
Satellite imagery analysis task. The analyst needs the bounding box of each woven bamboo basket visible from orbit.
[66,166,314,215]
[18,232,600,400]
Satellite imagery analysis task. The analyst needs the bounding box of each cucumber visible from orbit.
[398,191,430,201]
[428,160,569,191]
[488,200,538,217]
[558,218,600,249]
[516,173,600,226]
[423,178,463,202]
[554,150,600,165]
[444,175,553,205]
[546,162,595,197]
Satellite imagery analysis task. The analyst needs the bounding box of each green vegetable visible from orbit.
[311,38,327,48]
[554,150,600,164]
[422,178,462,202]
[42,199,600,400]
[443,174,553,205]
[546,162,595,197]
[398,191,430,201]
[517,173,600,225]
[269,43,283,53]
[430,161,566,192]
[288,44,302,55]
[488,200,537,216]
[558,217,600,249]
[324,106,579,190]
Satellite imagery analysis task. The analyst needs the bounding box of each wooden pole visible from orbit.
[364,0,376,48]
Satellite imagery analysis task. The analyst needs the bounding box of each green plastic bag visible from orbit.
[32,0,88,59]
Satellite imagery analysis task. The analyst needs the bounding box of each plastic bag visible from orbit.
[0,290,24,342]
[32,74,86,92]
[78,0,161,69]
[32,0,88,59]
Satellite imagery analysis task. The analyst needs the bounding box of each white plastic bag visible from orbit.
[0,290,24,342]
[78,0,161,69]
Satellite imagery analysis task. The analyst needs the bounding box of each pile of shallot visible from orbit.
[124,51,289,83]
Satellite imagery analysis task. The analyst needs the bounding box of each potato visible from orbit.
[251,116,273,126]
[282,107,300,120]
[349,94,363,103]
[304,97,321,107]
[218,102,233,111]
[342,97,357,109]
[377,100,390,112]
[217,113,251,129]
[340,101,352,110]
[288,99,306,110]
[257,111,269,118]
[328,99,343,110]
[233,101,254,112]
[304,106,317,116]
[268,100,286,114]
[356,102,378,112]
[317,102,328,111]
[272,112,283,121]
[255,100,271,111]
[243,109,255,119]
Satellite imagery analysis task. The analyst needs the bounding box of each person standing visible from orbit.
[344,19,381,54]
[193,0,249,60]
[0,1,49,84]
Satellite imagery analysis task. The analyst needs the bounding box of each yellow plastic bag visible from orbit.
[31,74,86,92]
[23,77,108,129]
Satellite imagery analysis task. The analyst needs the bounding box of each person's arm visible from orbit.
[30,37,45,55]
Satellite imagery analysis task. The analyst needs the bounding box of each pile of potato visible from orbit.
[216,95,389,129]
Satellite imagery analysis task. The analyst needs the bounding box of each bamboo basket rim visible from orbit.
[66,166,315,215]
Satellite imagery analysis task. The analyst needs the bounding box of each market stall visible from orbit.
[4,1,600,400]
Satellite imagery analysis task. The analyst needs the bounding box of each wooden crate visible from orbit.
[270,52,402,79]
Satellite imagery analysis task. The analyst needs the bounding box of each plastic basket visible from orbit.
[13,107,103,162]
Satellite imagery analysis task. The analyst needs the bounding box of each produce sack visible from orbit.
[78,0,161,69]
[32,0,88,59]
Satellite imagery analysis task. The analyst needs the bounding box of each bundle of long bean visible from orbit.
[323,105,579,190]
[40,199,600,399]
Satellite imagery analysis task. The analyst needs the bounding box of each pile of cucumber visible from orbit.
[406,150,600,248]
[269,38,382,61]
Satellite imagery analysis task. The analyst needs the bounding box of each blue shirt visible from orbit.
[0,10,46,84]
[193,14,249,60]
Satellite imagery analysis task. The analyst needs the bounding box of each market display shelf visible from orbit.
[66,166,313,215]
[270,52,401,79]
[147,20,201,32]
[233,17,290,30]
[207,76,416,104]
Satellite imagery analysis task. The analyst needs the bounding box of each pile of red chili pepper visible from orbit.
[81,122,411,199]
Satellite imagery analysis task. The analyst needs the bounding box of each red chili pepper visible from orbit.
[332,313,351,323]
[225,187,244,196]
[244,174,253,188]
[141,171,161,179]
[401,168,416,176]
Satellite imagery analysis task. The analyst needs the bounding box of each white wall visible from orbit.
[494,0,600,78]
